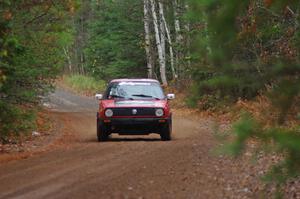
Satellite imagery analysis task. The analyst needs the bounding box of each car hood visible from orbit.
[101,99,167,108]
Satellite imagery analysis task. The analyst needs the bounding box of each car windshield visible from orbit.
[106,82,165,100]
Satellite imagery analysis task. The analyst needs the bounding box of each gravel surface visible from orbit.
[43,87,98,112]
[0,88,299,199]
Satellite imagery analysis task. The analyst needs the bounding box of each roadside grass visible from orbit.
[61,75,106,96]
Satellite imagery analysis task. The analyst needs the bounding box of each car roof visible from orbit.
[110,78,160,83]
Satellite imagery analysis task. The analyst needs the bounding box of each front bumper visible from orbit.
[99,117,170,135]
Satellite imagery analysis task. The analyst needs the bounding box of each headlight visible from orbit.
[105,109,113,117]
[155,109,164,117]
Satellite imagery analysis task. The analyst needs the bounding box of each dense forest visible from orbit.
[0,0,299,192]
[0,0,76,141]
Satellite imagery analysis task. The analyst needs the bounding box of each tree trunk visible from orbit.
[173,0,183,42]
[63,47,72,73]
[184,3,191,76]
[172,0,183,79]
[143,0,154,78]
[158,1,166,65]
[160,4,176,80]
[150,0,168,86]
[80,52,85,75]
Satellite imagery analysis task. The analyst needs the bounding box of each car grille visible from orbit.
[110,108,156,116]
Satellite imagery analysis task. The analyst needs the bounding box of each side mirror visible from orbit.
[167,93,175,100]
[95,93,103,100]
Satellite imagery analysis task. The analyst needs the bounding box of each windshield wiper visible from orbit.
[110,95,134,100]
[109,94,125,98]
[131,94,160,100]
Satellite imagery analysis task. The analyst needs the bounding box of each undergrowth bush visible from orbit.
[189,0,300,196]
[0,103,36,143]
[63,75,106,95]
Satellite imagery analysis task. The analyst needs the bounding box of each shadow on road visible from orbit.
[109,137,161,142]
[85,137,162,143]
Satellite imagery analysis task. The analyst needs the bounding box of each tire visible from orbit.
[97,119,109,142]
[160,117,172,141]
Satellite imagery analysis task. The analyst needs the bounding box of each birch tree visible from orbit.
[150,0,168,86]
[158,1,166,65]
[63,47,72,73]
[184,3,191,72]
[173,0,183,78]
[173,0,183,43]
[160,3,176,80]
[143,0,154,78]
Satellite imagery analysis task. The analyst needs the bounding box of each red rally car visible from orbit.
[95,79,175,141]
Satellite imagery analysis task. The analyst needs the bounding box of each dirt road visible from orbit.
[0,88,290,199]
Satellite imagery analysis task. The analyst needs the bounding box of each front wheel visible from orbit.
[97,119,109,142]
[160,118,172,141]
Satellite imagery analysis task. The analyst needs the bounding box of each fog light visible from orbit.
[105,109,113,117]
[155,109,164,117]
